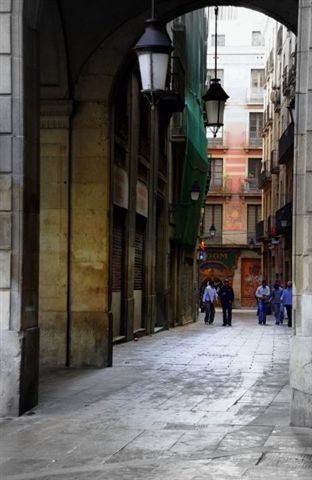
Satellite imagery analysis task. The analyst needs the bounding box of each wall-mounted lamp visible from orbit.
[133,0,173,106]
[169,180,202,214]
[202,6,229,137]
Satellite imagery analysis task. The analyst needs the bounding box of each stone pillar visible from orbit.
[69,101,111,367]
[39,101,72,366]
[290,0,312,427]
[0,0,40,415]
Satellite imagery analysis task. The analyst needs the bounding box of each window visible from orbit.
[210,158,223,190]
[248,158,261,179]
[247,204,262,239]
[211,34,225,47]
[251,31,264,46]
[251,69,264,91]
[247,204,261,239]
[247,158,261,191]
[249,113,263,145]
[204,204,223,242]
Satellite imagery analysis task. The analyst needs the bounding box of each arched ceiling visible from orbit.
[39,0,298,89]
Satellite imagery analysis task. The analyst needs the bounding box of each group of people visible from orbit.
[201,276,293,328]
[202,279,234,326]
[255,279,292,327]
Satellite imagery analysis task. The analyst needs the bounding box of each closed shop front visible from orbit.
[134,215,146,332]
[112,207,126,338]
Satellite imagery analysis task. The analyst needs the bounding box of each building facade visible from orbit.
[257,19,295,289]
[201,7,264,307]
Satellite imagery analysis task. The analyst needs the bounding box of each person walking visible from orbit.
[203,281,218,324]
[255,279,270,325]
[208,283,218,324]
[202,281,214,324]
[219,278,234,326]
[281,281,293,327]
[270,281,284,324]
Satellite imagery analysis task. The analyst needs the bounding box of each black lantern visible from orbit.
[203,7,229,137]
[209,223,216,238]
[134,0,173,105]
[190,180,201,202]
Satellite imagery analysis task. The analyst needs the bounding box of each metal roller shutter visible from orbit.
[112,216,124,292]
[134,218,145,290]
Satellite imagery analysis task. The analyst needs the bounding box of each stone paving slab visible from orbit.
[1,311,312,479]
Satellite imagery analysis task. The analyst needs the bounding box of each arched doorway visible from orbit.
[1,0,311,428]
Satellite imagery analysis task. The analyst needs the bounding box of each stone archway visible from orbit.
[1,0,311,426]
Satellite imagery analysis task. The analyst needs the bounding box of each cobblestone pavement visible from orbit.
[1,310,312,479]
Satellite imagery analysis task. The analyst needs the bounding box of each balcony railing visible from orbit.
[248,137,263,148]
[209,177,232,195]
[279,123,294,164]
[258,168,271,189]
[248,91,263,104]
[276,202,292,234]
[240,177,261,194]
[208,136,223,147]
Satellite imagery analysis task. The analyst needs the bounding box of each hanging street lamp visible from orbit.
[203,6,229,137]
[133,0,173,107]
[209,223,216,238]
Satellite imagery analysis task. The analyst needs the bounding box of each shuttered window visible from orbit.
[247,204,262,238]
[134,217,145,290]
[210,158,223,188]
[249,112,263,144]
[250,69,264,97]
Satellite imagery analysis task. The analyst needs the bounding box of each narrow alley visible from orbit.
[1,311,312,479]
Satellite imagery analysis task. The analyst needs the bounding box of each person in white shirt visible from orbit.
[255,280,270,325]
[202,281,218,324]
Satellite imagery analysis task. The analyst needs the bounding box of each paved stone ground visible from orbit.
[1,310,312,479]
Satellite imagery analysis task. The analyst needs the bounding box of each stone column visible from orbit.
[69,100,111,367]
[290,0,312,427]
[39,101,72,366]
[0,0,40,415]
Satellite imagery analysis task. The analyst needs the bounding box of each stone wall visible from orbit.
[0,0,40,415]
[290,0,312,427]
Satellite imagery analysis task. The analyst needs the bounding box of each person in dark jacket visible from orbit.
[219,279,234,326]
